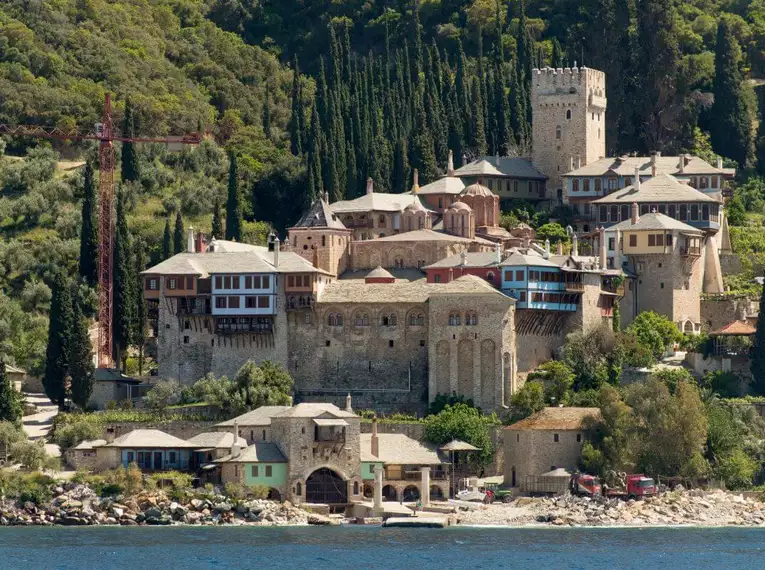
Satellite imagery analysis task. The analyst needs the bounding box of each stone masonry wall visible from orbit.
[504,428,587,486]
[700,295,760,332]
[100,421,216,441]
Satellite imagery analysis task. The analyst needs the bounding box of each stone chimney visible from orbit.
[447,149,455,177]
[412,169,420,193]
[323,191,330,203]
[576,156,582,169]
[371,416,379,458]
[345,393,352,413]
[231,420,241,458]
[448,268,454,282]
[366,177,374,195]
[599,226,607,269]
[569,156,574,171]
[634,167,641,191]
[572,234,579,257]
[494,243,502,263]
[717,157,723,169]
[679,154,685,174]
[195,231,207,254]
[651,153,658,176]
[460,251,467,266]
[544,239,550,256]
[187,227,195,253]
[105,427,116,444]
[631,202,639,225]
[274,237,280,267]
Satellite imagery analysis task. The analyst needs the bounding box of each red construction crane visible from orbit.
[0,93,202,368]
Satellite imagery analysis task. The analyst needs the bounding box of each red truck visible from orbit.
[605,474,657,499]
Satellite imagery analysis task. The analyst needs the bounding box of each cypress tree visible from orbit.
[455,40,470,144]
[756,123,765,176]
[410,101,439,185]
[496,64,514,154]
[290,56,304,156]
[753,273,765,394]
[134,242,147,376]
[121,98,140,183]
[486,65,498,155]
[470,76,488,156]
[711,20,753,168]
[162,218,172,259]
[509,62,526,148]
[44,272,73,409]
[173,210,185,254]
[79,162,98,286]
[551,38,563,68]
[113,189,136,367]
[411,2,423,83]
[212,200,223,239]
[0,361,22,424]
[226,152,243,241]
[307,101,324,201]
[69,299,94,410]
[263,84,272,139]
[392,137,410,193]
[477,27,490,149]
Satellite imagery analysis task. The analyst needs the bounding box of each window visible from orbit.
[700,176,708,189]
[516,270,524,281]
[640,204,649,215]
[514,180,519,193]
[629,234,637,247]
[448,313,461,326]
[252,276,262,289]
[228,296,240,309]
[183,336,189,344]
[322,235,326,247]
[660,282,664,289]
[666,234,673,246]
[668,204,676,218]
[679,204,688,220]
[224,276,232,289]
[610,205,618,222]
[252,465,259,477]
[519,291,527,302]
[287,275,294,287]
[658,204,666,215]
[438,198,443,209]
[624,177,632,187]
[434,275,441,283]
[245,296,256,308]
[566,109,571,120]
[215,276,222,289]
[381,314,397,327]
[583,179,590,192]
[389,340,394,348]
[215,297,227,309]
[305,313,312,324]
[231,276,239,289]
[572,179,579,192]
[648,235,655,247]
[245,276,253,289]
[262,276,270,289]
[147,278,158,290]
[594,179,601,192]
[409,313,424,326]
[553,433,559,442]
[608,178,618,190]
[258,296,269,308]
[169,451,177,463]
[691,205,699,221]
[265,465,272,477]
[296,482,302,496]
[599,206,607,222]
[608,238,615,251]
[576,434,582,443]
[702,205,709,220]
[353,481,359,495]
[184,320,190,330]
[556,126,561,139]
[656,234,664,246]
[355,313,370,326]
[168,278,176,290]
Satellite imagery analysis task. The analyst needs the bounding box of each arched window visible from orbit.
[418,216,424,229]
[355,313,370,327]
[556,126,561,140]
[466,312,478,326]
[409,313,425,326]
[328,313,343,327]
[379,214,386,226]
[394,257,404,268]
[353,481,359,495]
[381,313,397,327]
[296,482,302,496]
[572,179,579,192]
[566,109,571,120]
[486,272,495,283]
[449,312,461,326]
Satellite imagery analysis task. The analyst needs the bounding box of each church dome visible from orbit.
[448,201,472,212]
[462,183,493,197]
[404,198,427,212]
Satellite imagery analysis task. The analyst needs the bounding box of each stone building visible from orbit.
[504,407,601,488]
[531,66,607,202]
[213,406,291,444]
[453,156,548,208]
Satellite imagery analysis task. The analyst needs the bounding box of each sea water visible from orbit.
[1,525,765,569]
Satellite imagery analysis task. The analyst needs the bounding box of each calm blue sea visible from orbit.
[1,526,764,569]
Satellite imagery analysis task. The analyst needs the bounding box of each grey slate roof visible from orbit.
[142,248,327,276]
[609,212,703,234]
[591,174,719,204]
[216,442,287,463]
[454,156,547,180]
[356,228,495,246]
[215,406,292,428]
[186,432,247,449]
[366,266,395,279]
[72,439,107,450]
[106,429,198,448]
[563,155,730,178]
[414,176,466,195]
[330,193,424,213]
[423,252,500,269]
[273,403,357,419]
[292,198,348,230]
[360,433,445,465]
[499,251,559,268]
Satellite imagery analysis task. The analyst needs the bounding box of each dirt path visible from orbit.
[22,393,61,458]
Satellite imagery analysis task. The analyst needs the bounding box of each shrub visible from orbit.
[10,440,52,470]
[145,380,181,412]
[224,481,247,500]
[428,393,475,416]
[52,420,102,449]
[714,448,758,490]
[423,403,498,467]
[508,381,545,422]
[248,484,270,499]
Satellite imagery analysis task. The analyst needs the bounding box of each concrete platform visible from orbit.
[383,516,449,528]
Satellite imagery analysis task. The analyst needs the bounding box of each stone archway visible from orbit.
[267,488,282,501]
[430,485,444,501]
[306,468,347,504]
[403,485,420,502]
[382,485,398,501]
[363,483,374,499]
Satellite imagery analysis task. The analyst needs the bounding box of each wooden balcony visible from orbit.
[680,246,701,257]
[564,280,585,293]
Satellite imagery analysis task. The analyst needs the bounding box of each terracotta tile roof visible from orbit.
[710,320,757,336]
[506,407,602,431]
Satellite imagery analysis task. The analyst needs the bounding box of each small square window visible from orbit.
[420,339,425,347]
[183,336,190,344]
[326,340,331,347]
[660,283,664,289]
[265,465,272,477]
[389,340,394,348]
[553,433,559,442]
[576,434,582,443]
[252,465,258,477]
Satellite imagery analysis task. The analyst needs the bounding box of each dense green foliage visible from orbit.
[0,361,22,424]
[423,403,499,467]
[43,272,73,409]
[68,299,94,410]
[752,273,765,394]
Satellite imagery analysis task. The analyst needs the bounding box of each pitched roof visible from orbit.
[106,429,198,448]
[185,432,247,449]
[360,433,445,464]
[72,439,107,450]
[329,192,423,213]
[354,228,494,246]
[506,407,602,430]
[366,266,395,279]
[710,320,757,336]
[319,274,508,304]
[292,198,348,230]
[142,249,326,277]
[563,155,729,178]
[216,442,287,463]
[273,403,357,419]
[5,364,26,375]
[415,176,466,195]
[591,174,720,204]
[215,406,292,427]
[609,212,703,234]
[455,156,547,180]
[423,252,500,269]
[499,251,559,268]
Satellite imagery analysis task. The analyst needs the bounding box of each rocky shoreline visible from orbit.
[0,483,334,527]
[452,489,765,527]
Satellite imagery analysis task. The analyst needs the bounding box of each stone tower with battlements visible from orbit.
[531,66,607,202]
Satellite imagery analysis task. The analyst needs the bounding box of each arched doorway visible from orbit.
[403,485,420,502]
[306,468,347,504]
[267,488,281,501]
[511,467,516,487]
[363,483,373,499]
[382,485,398,501]
[430,485,444,501]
